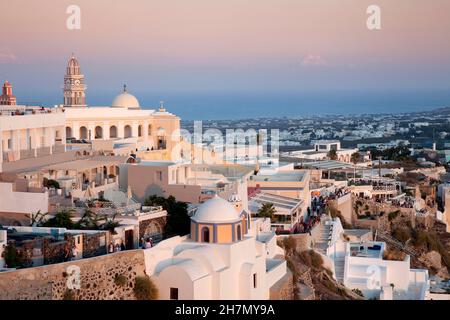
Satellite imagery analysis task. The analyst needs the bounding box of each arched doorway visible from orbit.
[66,127,72,139]
[79,126,88,140]
[124,125,132,138]
[201,227,210,243]
[138,125,143,137]
[110,126,118,138]
[157,127,166,149]
[95,126,103,139]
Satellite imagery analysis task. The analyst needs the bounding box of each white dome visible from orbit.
[192,195,241,224]
[111,92,140,109]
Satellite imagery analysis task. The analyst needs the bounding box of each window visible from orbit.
[170,288,178,300]
[253,273,257,288]
[237,225,242,241]
[156,171,163,181]
[7,138,12,150]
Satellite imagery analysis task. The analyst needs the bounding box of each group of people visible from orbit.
[139,237,154,249]
[108,241,125,253]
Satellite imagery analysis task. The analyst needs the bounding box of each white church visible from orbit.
[143,195,288,300]
[61,55,181,155]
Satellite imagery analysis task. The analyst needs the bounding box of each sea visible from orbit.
[20,89,450,121]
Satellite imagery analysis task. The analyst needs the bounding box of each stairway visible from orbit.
[334,256,345,283]
[375,230,418,257]
[314,222,332,255]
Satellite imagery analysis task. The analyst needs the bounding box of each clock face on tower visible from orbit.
[75,80,80,85]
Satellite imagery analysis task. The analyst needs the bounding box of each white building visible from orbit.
[61,55,181,157]
[0,107,66,173]
[143,195,287,300]
[282,140,358,163]
[324,218,429,300]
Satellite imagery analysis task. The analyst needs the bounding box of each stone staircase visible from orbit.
[375,229,418,257]
[313,221,332,255]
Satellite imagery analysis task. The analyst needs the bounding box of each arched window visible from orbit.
[124,125,132,138]
[95,126,103,139]
[79,126,88,140]
[148,124,152,136]
[237,225,242,241]
[201,227,210,243]
[138,125,143,137]
[110,126,118,138]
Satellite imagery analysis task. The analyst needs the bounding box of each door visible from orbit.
[125,230,134,250]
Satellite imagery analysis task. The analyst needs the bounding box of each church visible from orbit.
[143,195,289,300]
[61,55,180,156]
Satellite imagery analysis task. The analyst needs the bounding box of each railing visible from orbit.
[375,230,418,257]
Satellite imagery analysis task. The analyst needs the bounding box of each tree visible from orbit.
[74,209,100,230]
[98,213,120,234]
[2,242,23,268]
[257,203,276,220]
[28,210,49,226]
[350,152,360,164]
[40,209,75,229]
[328,149,338,160]
[145,195,190,237]
[351,152,361,178]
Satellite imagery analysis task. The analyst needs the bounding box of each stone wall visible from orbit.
[82,232,107,258]
[269,268,294,300]
[0,249,146,300]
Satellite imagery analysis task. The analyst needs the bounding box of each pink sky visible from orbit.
[1,0,450,97]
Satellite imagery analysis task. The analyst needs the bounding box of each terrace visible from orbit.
[349,242,384,259]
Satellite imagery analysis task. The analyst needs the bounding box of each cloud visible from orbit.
[0,52,17,64]
[300,54,328,67]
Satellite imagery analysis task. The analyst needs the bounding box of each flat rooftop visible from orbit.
[250,192,303,211]
[251,170,306,182]
[302,160,353,170]
[139,161,177,167]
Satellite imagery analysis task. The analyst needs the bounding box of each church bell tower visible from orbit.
[63,54,86,107]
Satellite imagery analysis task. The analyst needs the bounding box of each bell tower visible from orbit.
[63,54,86,107]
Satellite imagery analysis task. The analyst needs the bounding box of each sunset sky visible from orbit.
[1,0,450,117]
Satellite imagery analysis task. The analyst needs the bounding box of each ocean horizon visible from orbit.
[16,89,450,121]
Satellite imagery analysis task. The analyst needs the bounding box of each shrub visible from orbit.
[282,236,297,255]
[2,243,23,268]
[392,227,411,243]
[134,276,159,300]
[62,289,76,300]
[388,210,400,221]
[43,178,60,189]
[352,288,364,297]
[299,250,323,269]
[114,274,127,287]
[383,248,406,261]
[310,250,324,269]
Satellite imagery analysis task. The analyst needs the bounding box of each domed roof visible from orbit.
[192,195,241,224]
[111,87,140,109]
